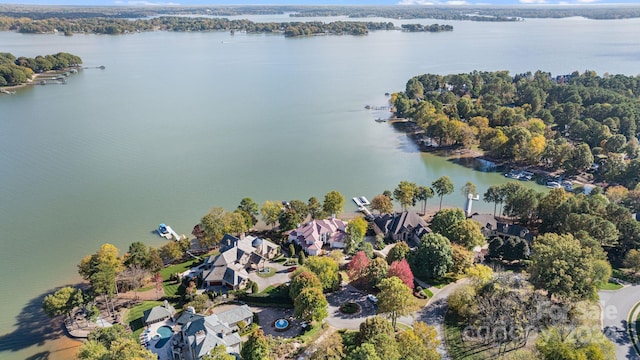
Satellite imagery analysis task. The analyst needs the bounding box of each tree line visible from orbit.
[0,15,447,37]
[3,5,639,21]
[0,52,81,86]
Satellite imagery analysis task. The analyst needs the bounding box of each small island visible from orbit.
[0,52,82,90]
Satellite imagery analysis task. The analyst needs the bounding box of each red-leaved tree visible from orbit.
[388,259,414,289]
[347,251,370,285]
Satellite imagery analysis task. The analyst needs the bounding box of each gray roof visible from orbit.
[215,305,253,325]
[223,267,248,287]
[183,306,250,358]
[143,301,176,324]
[375,211,431,240]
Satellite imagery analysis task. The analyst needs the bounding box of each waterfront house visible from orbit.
[172,305,253,360]
[202,234,279,290]
[470,214,533,243]
[288,217,347,255]
[372,211,431,244]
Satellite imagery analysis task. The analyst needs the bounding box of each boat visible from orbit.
[375,118,387,123]
[157,223,180,240]
[352,197,364,207]
[359,196,371,206]
[546,181,562,189]
[504,170,521,179]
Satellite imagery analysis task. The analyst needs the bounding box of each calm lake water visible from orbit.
[0,15,639,359]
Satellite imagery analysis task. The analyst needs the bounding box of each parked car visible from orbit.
[367,294,378,304]
[287,266,298,272]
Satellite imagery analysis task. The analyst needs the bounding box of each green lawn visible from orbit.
[599,281,623,290]
[124,300,163,339]
[159,258,202,280]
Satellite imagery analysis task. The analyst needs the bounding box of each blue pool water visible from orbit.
[154,326,173,348]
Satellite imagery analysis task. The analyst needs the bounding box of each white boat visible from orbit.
[359,196,371,206]
[352,197,364,207]
[157,223,179,240]
[546,181,562,189]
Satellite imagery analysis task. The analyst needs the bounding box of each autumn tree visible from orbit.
[386,242,410,264]
[450,219,486,249]
[260,200,282,229]
[356,316,394,345]
[388,259,414,289]
[323,190,345,216]
[347,251,370,285]
[450,244,474,275]
[394,180,418,211]
[241,329,271,360]
[396,322,441,360]
[530,233,602,300]
[370,194,393,214]
[201,345,235,360]
[311,332,345,360]
[430,208,466,240]
[346,217,368,254]
[432,176,454,210]
[377,276,415,330]
[294,287,328,322]
[289,270,322,300]
[624,249,640,273]
[348,343,381,360]
[365,257,388,289]
[79,324,155,360]
[305,256,340,292]
[78,244,123,316]
[42,286,84,324]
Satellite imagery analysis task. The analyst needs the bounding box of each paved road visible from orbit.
[600,285,640,360]
[414,279,467,360]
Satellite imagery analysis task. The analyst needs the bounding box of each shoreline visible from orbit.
[0,67,81,93]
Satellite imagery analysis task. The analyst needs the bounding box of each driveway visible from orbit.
[325,284,414,330]
[414,279,468,360]
[325,285,378,330]
[600,285,640,360]
[248,261,294,292]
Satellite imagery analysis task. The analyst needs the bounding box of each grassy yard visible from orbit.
[124,300,163,339]
[297,322,325,344]
[599,281,624,290]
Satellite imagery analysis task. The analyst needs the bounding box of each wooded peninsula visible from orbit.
[0,52,82,86]
[0,14,451,37]
[392,70,640,189]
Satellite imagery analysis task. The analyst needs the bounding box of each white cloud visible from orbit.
[446,0,469,4]
[519,0,547,3]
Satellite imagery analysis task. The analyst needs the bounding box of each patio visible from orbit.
[140,320,177,360]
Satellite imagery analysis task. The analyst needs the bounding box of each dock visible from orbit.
[158,224,181,241]
[353,196,374,220]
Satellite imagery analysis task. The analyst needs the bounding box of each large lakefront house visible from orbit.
[288,218,348,255]
[372,211,431,244]
[171,305,254,360]
[202,234,279,290]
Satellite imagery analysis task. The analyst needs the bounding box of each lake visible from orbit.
[0,14,639,359]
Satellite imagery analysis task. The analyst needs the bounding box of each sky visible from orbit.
[0,0,639,6]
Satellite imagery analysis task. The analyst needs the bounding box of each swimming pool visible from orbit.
[154,326,173,349]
